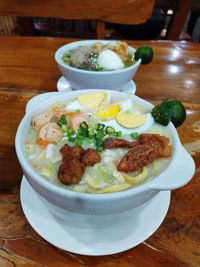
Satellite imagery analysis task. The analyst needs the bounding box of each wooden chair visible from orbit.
[0,0,155,38]
[156,0,193,40]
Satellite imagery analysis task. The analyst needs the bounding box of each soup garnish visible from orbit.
[25,92,172,193]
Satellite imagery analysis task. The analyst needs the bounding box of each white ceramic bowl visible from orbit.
[55,40,141,90]
[15,90,195,227]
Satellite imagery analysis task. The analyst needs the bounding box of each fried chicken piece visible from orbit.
[58,145,101,185]
[60,144,85,159]
[117,145,159,173]
[58,158,85,185]
[103,137,139,149]
[138,134,172,157]
[81,148,101,166]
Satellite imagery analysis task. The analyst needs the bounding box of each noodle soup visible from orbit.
[62,41,135,71]
[24,91,172,193]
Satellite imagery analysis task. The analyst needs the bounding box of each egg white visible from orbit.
[65,100,83,111]
[97,49,124,70]
[118,99,142,114]
[102,113,154,134]
[118,99,132,112]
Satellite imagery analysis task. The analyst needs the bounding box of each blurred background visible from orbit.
[0,0,199,42]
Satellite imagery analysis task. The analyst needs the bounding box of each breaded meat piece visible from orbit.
[117,144,160,173]
[81,148,101,166]
[60,144,85,159]
[138,134,172,157]
[103,137,139,149]
[58,158,85,185]
[58,144,101,185]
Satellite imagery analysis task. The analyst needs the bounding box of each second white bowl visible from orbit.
[55,40,141,90]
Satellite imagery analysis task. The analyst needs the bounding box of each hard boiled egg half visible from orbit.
[97,49,125,70]
[102,113,154,134]
[65,92,111,111]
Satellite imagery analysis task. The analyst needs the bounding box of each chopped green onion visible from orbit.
[130,132,139,139]
[90,53,98,58]
[114,131,122,137]
[97,123,105,130]
[80,121,88,129]
[62,124,68,132]
[96,146,104,152]
[78,122,89,136]
[89,138,96,144]
[74,136,84,146]
[106,126,115,135]
[68,136,75,142]
[95,130,105,141]
[67,120,125,151]
[88,128,97,137]
[78,66,87,70]
[57,115,67,127]
[67,128,75,137]
[95,66,104,71]
[62,53,71,64]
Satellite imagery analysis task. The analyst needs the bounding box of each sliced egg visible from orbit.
[118,99,141,114]
[116,113,147,128]
[77,92,106,109]
[102,113,154,134]
[65,92,111,112]
[97,49,124,70]
[66,100,83,111]
[95,104,120,120]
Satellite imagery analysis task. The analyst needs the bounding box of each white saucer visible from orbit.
[57,76,136,94]
[57,76,72,92]
[20,176,170,256]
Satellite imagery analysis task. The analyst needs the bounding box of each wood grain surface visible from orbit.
[0,0,155,24]
[0,0,155,39]
[0,36,200,266]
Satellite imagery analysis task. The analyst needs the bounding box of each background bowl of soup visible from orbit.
[15,90,195,227]
[55,40,141,90]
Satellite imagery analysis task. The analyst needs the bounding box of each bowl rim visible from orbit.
[54,39,141,75]
[15,89,181,200]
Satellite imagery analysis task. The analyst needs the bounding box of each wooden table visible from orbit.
[0,36,200,266]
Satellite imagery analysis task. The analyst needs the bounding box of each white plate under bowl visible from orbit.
[57,76,136,94]
[20,176,170,256]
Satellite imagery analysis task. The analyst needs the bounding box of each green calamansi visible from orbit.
[134,45,153,65]
[151,101,171,126]
[151,99,186,127]
[168,100,186,127]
